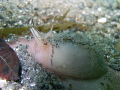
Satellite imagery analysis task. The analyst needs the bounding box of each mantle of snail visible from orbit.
[8,27,120,90]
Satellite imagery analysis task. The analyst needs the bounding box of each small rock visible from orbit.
[41,16,48,23]
[78,2,84,10]
[117,23,120,31]
[30,83,36,87]
[6,83,16,90]
[0,79,7,88]
[98,7,102,11]
[114,34,119,39]
[98,17,107,23]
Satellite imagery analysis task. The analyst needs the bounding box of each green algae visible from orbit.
[0,9,89,38]
[0,22,88,37]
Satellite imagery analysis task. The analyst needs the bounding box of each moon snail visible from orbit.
[9,25,120,90]
[28,26,108,80]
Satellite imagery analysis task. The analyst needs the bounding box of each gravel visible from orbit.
[0,0,120,89]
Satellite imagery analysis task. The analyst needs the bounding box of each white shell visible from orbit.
[47,31,108,80]
[30,28,108,80]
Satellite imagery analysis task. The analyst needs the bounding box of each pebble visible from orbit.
[0,0,120,89]
[98,17,107,23]
[117,23,120,30]
[97,7,102,11]
[0,79,7,88]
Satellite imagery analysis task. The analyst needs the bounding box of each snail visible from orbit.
[29,27,108,80]
[9,25,120,90]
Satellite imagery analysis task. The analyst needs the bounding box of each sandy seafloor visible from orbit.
[0,0,120,90]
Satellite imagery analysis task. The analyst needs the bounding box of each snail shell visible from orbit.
[8,27,120,90]
[30,27,108,80]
